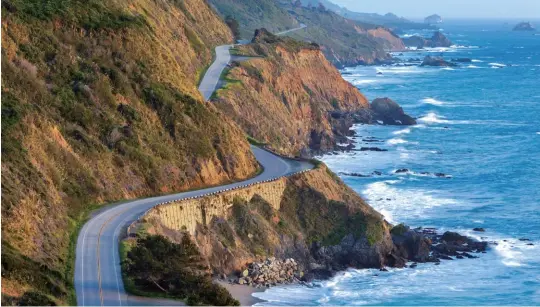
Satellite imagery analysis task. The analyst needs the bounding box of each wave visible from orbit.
[421,98,446,106]
[467,65,481,69]
[393,128,411,135]
[489,62,506,67]
[362,180,458,222]
[418,112,450,124]
[351,79,379,85]
[471,59,484,63]
[441,67,455,71]
[387,138,408,145]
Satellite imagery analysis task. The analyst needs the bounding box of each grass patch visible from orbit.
[247,135,267,146]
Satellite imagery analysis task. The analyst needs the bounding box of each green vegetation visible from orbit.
[123,235,239,306]
[225,15,241,40]
[280,184,384,246]
[1,0,250,304]
[390,223,409,236]
[209,0,299,39]
[247,135,267,146]
[209,0,393,66]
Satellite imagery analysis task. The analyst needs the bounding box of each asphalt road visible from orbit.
[75,23,311,306]
[74,146,312,306]
[199,23,306,101]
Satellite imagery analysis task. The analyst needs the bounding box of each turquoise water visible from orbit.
[254,20,540,305]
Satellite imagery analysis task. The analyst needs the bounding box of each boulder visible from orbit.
[370,98,417,125]
[473,227,485,232]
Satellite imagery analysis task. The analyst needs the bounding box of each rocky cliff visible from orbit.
[214,29,372,156]
[142,165,395,278]
[1,0,258,304]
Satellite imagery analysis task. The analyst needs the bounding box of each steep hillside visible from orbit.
[209,0,300,39]
[213,29,371,156]
[301,0,435,32]
[209,0,405,67]
[1,0,258,304]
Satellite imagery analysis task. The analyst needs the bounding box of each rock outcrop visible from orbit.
[370,98,417,125]
[215,29,371,156]
[513,22,536,31]
[420,56,457,67]
[403,31,452,48]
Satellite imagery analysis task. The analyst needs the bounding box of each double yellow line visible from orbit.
[96,209,131,306]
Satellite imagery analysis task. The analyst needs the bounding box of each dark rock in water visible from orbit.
[421,56,457,67]
[395,168,410,174]
[391,229,432,263]
[379,267,389,272]
[338,172,371,178]
[359,147,388,152]
[377,72,383,75]
[362,138,383,143]
[370,98,417,125]
[452,58,473,63]
[519,238,531,241]
[526,243,534,246]
[513,22,536,31]
[434,172,451,178]
[442,231,468,244]
[372,171,383,176]
[473,228,486,232]
[403,31,452,48]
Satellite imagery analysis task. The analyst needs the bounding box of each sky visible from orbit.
[330,0,540,19]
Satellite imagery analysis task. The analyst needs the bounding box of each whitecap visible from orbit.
[442,67,455,71]
[362,181,458,221]
[489,62,506,67]
[418,112,450,124]
[387,138,408,145]
[467,65,481,68]
[393,128,411,135]
[471,59,483,62]
[421,98,446,106]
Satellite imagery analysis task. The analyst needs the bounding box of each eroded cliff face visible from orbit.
[366,27,406,51]
[1,0,257,304]
[214,30,370,156]
[144,166,394,277]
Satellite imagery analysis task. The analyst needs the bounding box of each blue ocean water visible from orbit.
[254,20,540,305]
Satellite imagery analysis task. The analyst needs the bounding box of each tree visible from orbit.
[225,15,241,40]
[124,235,239,306]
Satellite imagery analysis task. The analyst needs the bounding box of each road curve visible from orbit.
[76,24,312,306]
[199,23,306,102]
[75,147,312,306]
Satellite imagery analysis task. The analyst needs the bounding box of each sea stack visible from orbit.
[425,14,443,24]
[513,22,536,31]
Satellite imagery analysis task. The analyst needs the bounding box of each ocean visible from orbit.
[254,19,540,305]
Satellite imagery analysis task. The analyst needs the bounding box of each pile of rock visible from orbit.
[236,257,303,287]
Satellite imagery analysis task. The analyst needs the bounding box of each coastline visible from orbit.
[217,281,266,306]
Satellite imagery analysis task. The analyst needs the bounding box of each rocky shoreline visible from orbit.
[224,227,490,290]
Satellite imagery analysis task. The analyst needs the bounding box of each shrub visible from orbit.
[124,235,239,306]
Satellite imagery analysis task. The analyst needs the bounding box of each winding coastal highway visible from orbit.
[75,23,310,306]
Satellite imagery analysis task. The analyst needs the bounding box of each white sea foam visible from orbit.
[393,128,411,135]
[489,62,506,67]
[351,79,378,85]
[362,181,458,221]
[471,59,483,62]
[537,132,540,135]
[421,98,446,106]
[418,112,450,124]
[387,138,408,145]
[467,65,481,68]
[442,67,455,71]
